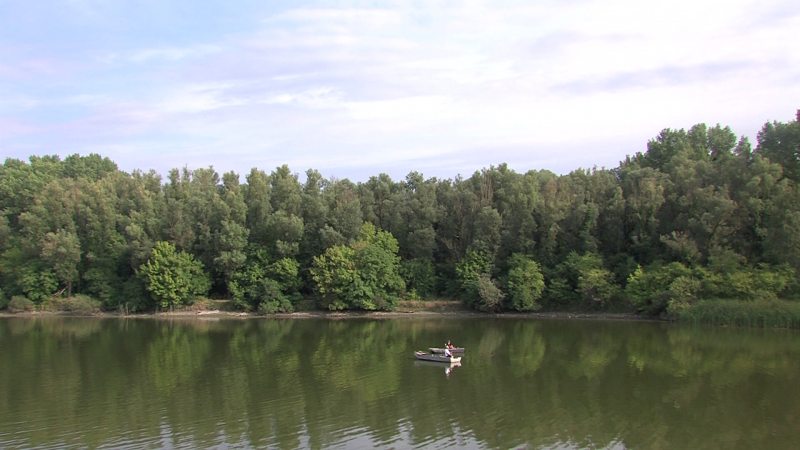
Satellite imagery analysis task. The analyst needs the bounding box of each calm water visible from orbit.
[1,316,799,449]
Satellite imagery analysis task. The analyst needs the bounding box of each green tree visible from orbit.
[625,262,695,315]
[505,254,545,311]
[455,249,504,311]
[214,220,249,296]
[41,229,81,297]
[243,168,272,245]
[577,267,617,306]
[138,241,210,310]
[755,111,800,182]
[298,169,330,269]
[311,223,404,310]
[545,252,615,307]
[353,222,405,309]
[310,245,358,311]
[62,153,118,181]
[325,178,363,245]
[400,258,437,299]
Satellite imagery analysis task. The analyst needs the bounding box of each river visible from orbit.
[0,316,798,449]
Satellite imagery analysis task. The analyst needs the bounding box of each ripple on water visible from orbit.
[4,317,800,449]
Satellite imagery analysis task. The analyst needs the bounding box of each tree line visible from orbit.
[1,111,798,315]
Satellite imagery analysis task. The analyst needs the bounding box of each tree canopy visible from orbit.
[1,113,799,314]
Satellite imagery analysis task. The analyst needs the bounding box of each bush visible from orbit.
[578,268,618,306]
[664,276,702,316]
[626,262,694,315]
[62,294,102,314]
[373,295,395,311]
[455,249,499,310]
[138,241,211,309]
[460,273,505,312]
[257,279,295,314]
[38,297,60,312]
[544,252,612,307]
[8,296,35,313]
[258,298,294,314]
[504,254,545,311]
[0,289,7,310]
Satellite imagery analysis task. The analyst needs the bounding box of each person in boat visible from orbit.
[444,348,452,357]
[446,340,456,350]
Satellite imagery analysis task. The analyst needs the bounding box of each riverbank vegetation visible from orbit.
[1,112,799,326]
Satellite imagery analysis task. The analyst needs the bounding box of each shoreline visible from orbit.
[0,308,652,322]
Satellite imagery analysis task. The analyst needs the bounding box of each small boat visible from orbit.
[429,347,466,354]
[414,351,461,363]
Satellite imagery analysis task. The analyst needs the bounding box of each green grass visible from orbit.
[678,298,800,329]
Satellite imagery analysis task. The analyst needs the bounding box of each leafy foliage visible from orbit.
[311,223,404,310]
[8,295,35,312]
[1,111,799,317]
[545,252,615,307]
[504,254,545,311]
[41,229,81,297]
[455,249,496,309]
[400,258,437,299]
[138,241,211,309]
[60,294,103,314]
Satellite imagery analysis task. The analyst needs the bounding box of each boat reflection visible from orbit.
[414,360,462,378]
[414,360,463,368]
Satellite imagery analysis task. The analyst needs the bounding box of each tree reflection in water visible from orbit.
[1,317,799,449]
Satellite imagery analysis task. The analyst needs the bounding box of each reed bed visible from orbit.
[679,298,800,329]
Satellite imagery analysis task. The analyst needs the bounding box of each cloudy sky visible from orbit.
[1,0,798,182]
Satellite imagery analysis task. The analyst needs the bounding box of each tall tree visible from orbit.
[755,110,800,183]
[214,172,249,296]
[41,229,81,297]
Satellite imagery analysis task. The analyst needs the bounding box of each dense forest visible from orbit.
[1,112,799,318]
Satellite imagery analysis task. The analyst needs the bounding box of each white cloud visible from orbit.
[130,45,221,63]
[157,83,247,114]
[3,0,799,180]
[265,87,344,109]
[345,95,456,121]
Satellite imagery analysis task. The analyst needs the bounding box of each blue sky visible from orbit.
[1,0,799,182]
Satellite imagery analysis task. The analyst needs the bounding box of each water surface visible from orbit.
[1,316,798,449]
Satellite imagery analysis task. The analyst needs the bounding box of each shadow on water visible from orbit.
[1,316,800,449]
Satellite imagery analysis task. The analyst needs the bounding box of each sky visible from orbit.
[1,0,799,182]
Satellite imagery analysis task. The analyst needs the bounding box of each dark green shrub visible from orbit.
[8,296,35,313]
[62,294,102,314]
[459,273,505,312]
[455,249,501,310]
[257,279,294,314]
[544,252,615,307]
[626,262,694,314]
[400,258,437,299]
